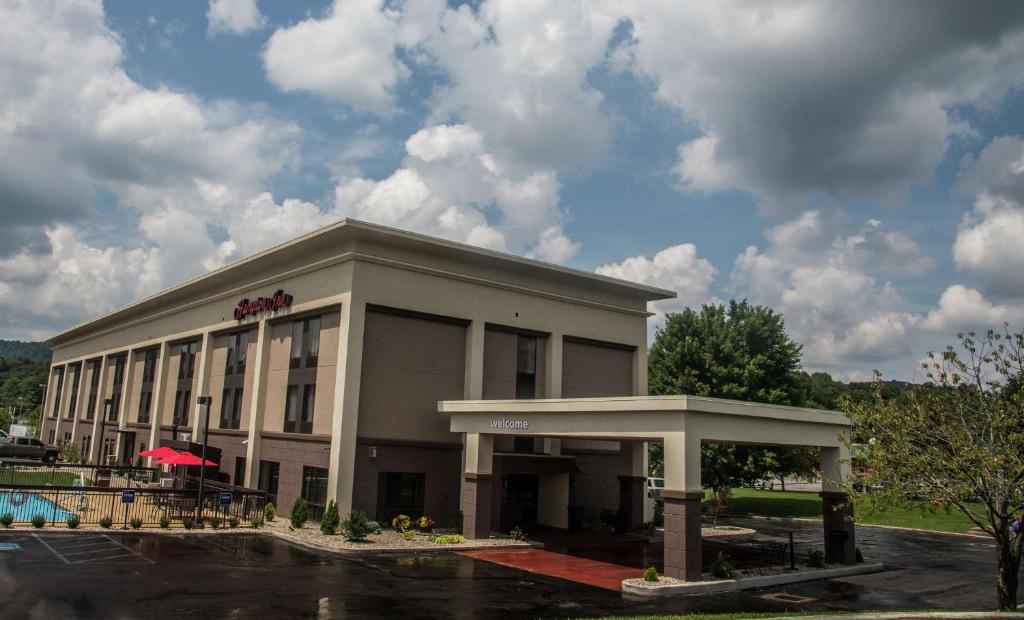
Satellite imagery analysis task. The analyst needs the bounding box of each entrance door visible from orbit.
[502,473,538,532]
[121,433,136,466]
[377,472,425,524]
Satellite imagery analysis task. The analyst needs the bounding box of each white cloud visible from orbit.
[730,211,931,368]
[921,285,1024,332]
[263,0,433,113]
[616,1,1024,212]
[207,0,265,36]
[596,243,717,329]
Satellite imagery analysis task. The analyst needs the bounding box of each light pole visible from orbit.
[195,395,212,523]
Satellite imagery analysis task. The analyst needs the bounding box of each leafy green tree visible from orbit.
[843,328,1024,609]
[648,301,806,490]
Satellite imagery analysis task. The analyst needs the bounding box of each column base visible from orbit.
[821,491,856,564]
[662,490,703,581]
[463,473,493,539]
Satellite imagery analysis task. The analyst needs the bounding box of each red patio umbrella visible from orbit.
[156,452,218,467]
[140,446,181,459]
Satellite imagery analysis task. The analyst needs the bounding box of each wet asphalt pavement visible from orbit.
[0,517,996,619]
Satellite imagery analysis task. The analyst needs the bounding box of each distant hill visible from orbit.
[0,340,51,362]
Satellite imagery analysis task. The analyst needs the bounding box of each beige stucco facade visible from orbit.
[41,219,671,520]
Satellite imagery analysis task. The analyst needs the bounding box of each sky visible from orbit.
[1,0,1024,382]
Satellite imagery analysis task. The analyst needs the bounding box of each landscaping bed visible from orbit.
[262,518,534,553]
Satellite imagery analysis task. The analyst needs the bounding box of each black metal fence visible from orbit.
[0,485,266,526]
[0,463,158,488]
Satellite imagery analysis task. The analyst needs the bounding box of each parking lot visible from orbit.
[0,518,998,619]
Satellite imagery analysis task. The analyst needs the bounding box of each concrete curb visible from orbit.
[622,562,885,597]
[717,514,990,539]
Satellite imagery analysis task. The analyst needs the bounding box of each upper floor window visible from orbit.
[178,342,198,380]
[219,387,243,430]
[225,331,249,375]
[289,316,321,369]
[142,349,158,383]
[50,367,64,418]
[112,356,126,388]
[66,365,80,419]
[85,360,101,420]
[172,389,191,427]
[283,383,315,434]
[138,391,152,424]
[515,335,537,399]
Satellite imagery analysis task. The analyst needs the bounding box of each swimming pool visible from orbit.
[0,490,74,522]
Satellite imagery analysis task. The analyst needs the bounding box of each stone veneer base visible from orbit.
[622,562,885,597]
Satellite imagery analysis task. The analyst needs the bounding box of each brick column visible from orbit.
[463,472,493,539]
[821,491,856,564]
[662,490,703,581]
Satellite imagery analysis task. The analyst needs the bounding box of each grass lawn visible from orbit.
[712,487,983,534]
[585,613,855,619]
[0,470,90,486]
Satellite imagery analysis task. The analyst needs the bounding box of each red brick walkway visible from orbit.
[461,548,638,591]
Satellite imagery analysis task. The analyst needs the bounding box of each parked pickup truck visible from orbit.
[0,436,60,463]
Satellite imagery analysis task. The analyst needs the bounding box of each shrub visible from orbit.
[228,516,240,529]
[366,520,382,535]
[391,514,412,533]
[290,498,309,529]
[61,442,79,463]
[159,516,171,529]
[99,516,113,529]
[66,515,80,529]
[430,534,464,545]
[130,518,142,530]
[643,566,659,583]
[181,516,194,530]
[250,516,264,529]
[320,500,340,535]
[400,530,417,541]
[711,552,736,579]
[416,515,435,531]
[807,548,825,568]
[341,509,372,542]
[510,527,529,541]
[0,513,14,528]
[30,514,46,529]
[208,517,221,530]
[264,502,276,522]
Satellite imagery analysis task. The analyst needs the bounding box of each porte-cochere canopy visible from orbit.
[440,395,855,581]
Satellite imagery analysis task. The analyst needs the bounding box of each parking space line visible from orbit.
[73,553,137,563]
[99,535,155,564]
[51,540,116,551]
[32,535,70,564]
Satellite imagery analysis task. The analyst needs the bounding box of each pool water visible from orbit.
[0,490,74,522]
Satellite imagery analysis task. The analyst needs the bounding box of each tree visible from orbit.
[648,301,805,490]
[843,327,1024,610]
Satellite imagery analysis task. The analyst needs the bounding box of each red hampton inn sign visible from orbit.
[234,290,293,320]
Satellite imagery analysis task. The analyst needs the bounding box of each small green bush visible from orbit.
[290,498,309,529]
[159,516,171,529]
[181,516,195,530]
[66,515,80,529]
[400,530,417,541]
[430,534,464,545]
[320,500,340,535]
[130,518,142,530]
[99,516,113,529]
[711,552,736,579]
[208,517,221,530]
[228,516,240,529]
[391,514,412,532]
[30,514,46,529]
[0,513,14,528]
[509,526,528,541]
[263,503,276,522]
[341,509,372,542]
[416,515,435,531]
[643,566,659,582]
[250,516,264,529]
[366,520,382,535]
[807,548,825,568]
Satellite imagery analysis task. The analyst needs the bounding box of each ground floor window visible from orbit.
[48,429,55,444]
[102,437,114,463]
[234,456,247,487]
[376,472,425,525]
[63,431,72,445]
[81,435,91,459]
[258,460,279,506]
[301,466,329,520]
